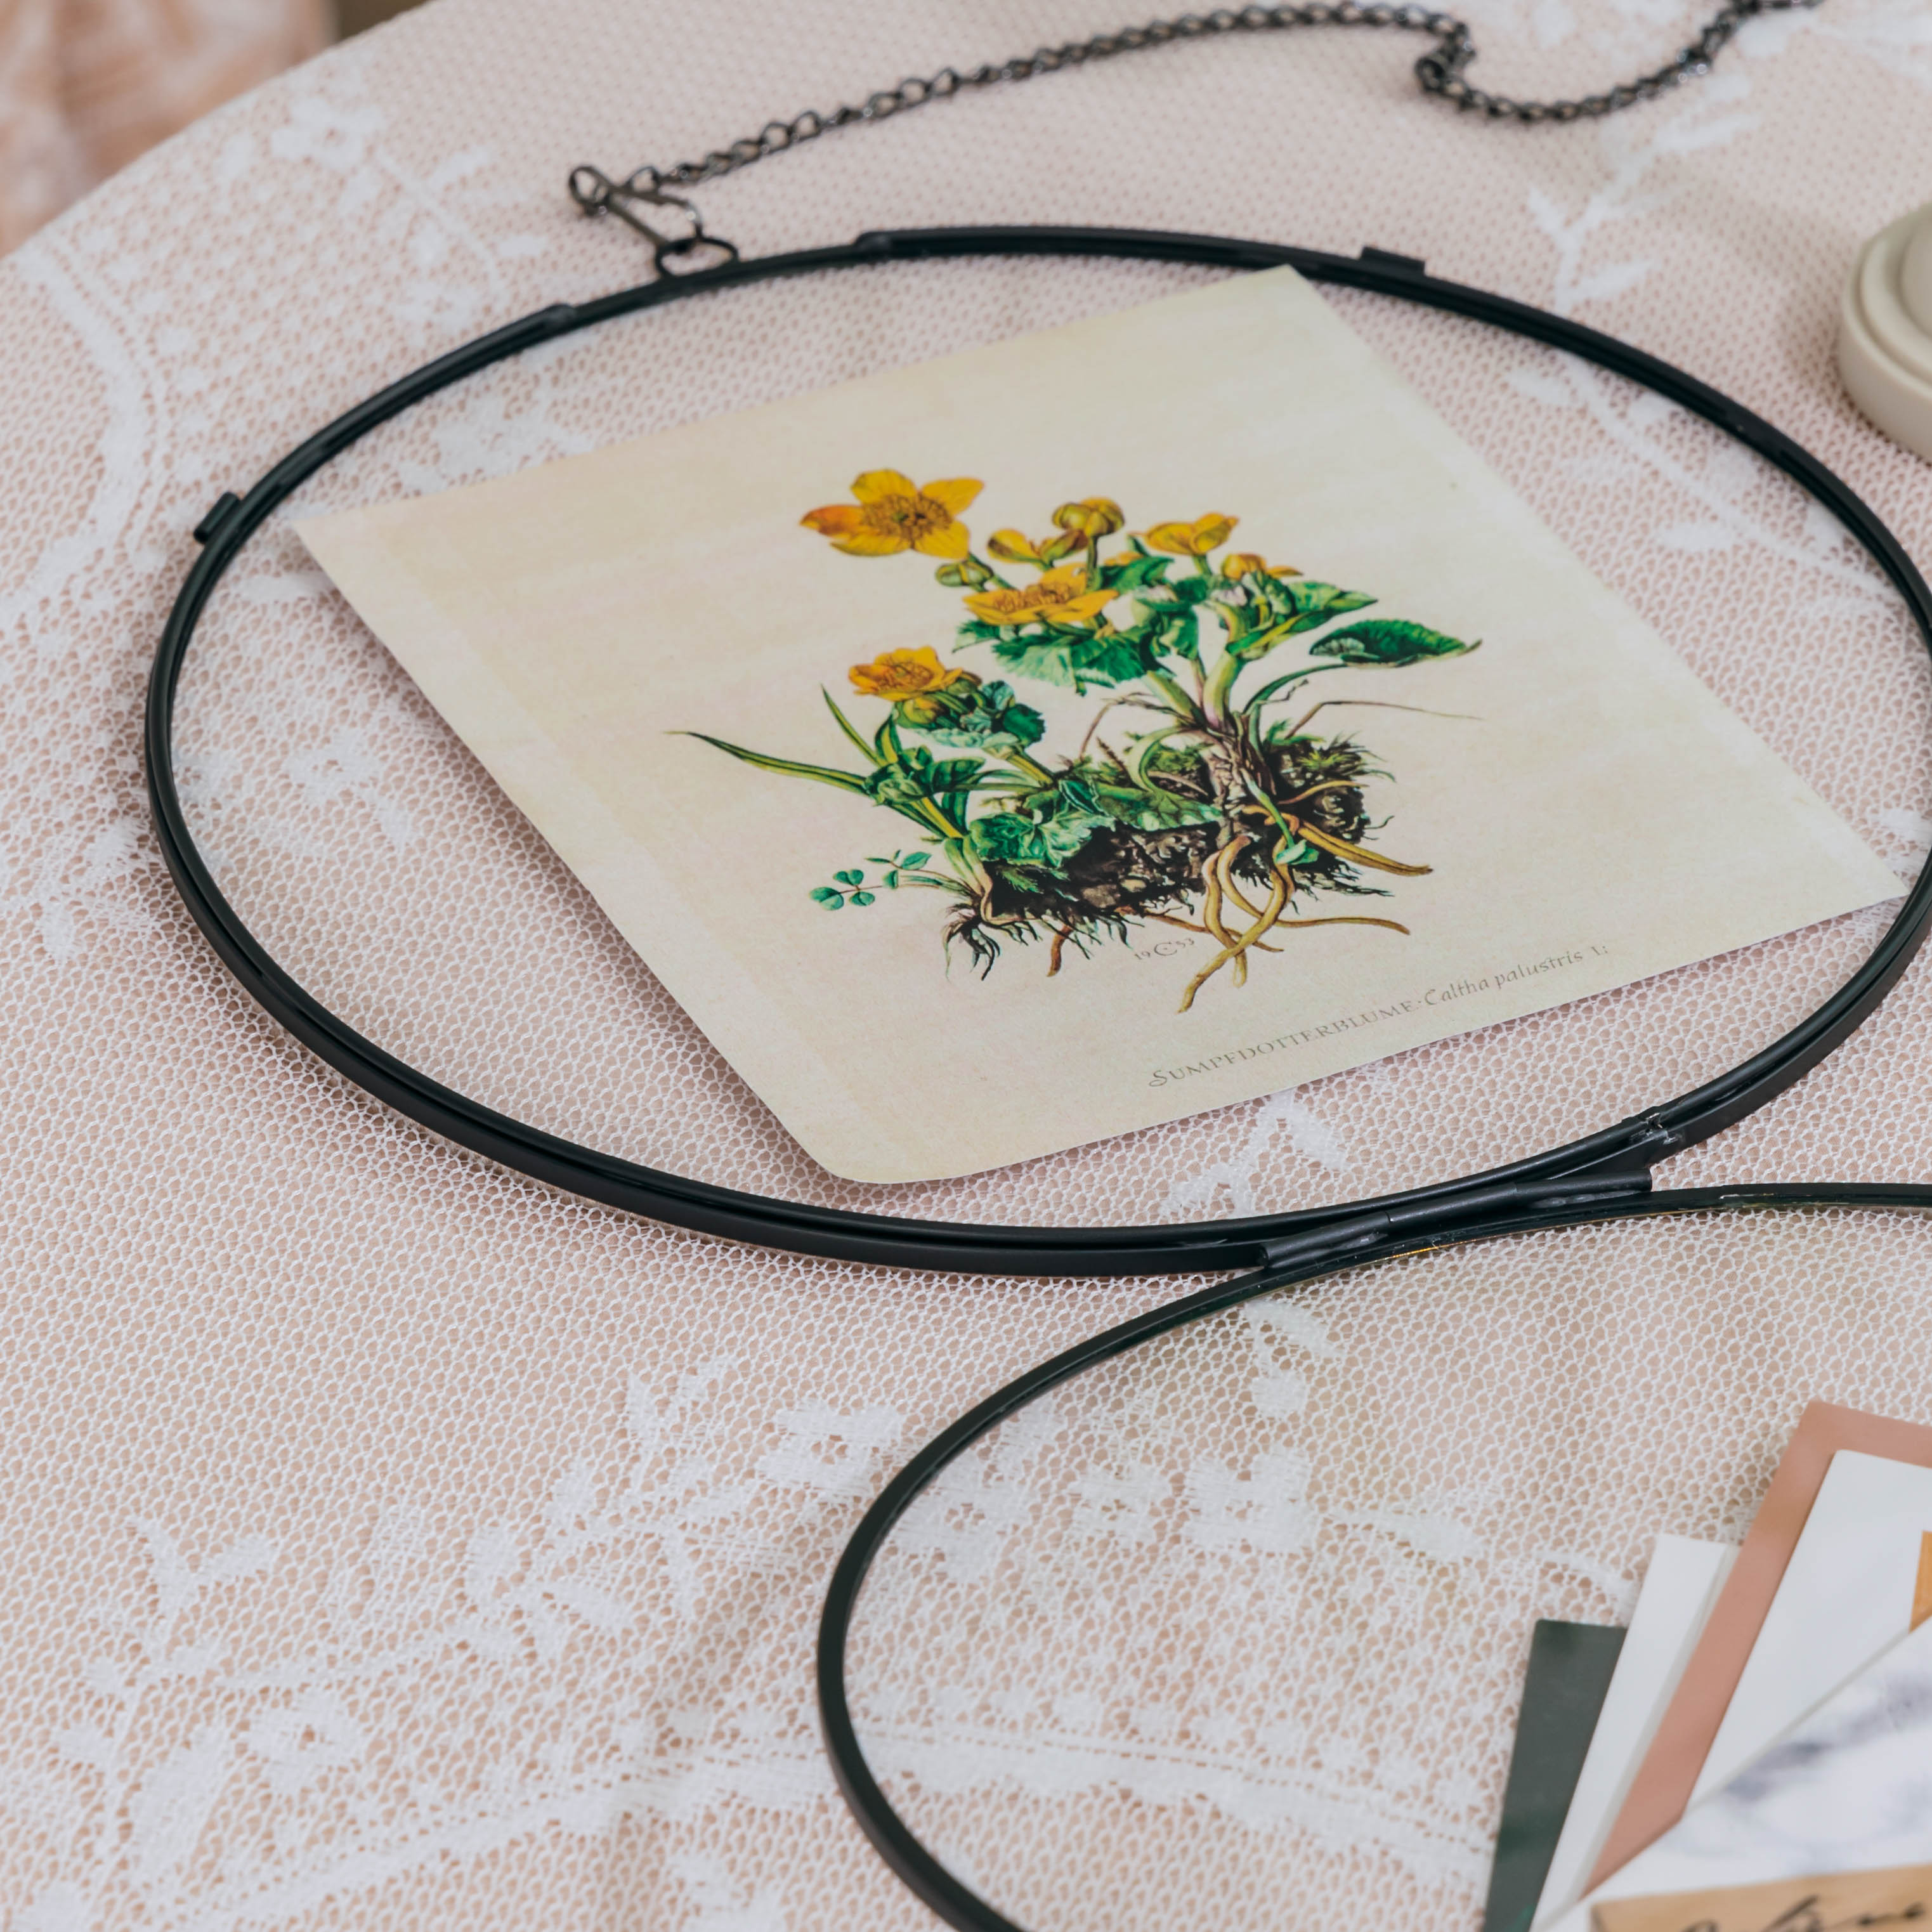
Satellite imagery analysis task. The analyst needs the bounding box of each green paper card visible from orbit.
[1487,1619,1628,1932]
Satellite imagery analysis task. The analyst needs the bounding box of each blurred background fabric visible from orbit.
[335,0,418,33]
[0,0,332,252]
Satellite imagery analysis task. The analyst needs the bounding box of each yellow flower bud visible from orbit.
[1052,497,1126,538]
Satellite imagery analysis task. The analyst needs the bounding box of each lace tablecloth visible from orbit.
[5,2,1932,1927]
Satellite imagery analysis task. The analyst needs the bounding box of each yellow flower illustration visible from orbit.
[849,646,973,701]
[987,528,1078,566]
[1142,513,1238,556]
[1052,497,1125,538]
[965,564,1115,630]
[802,469,982,559]
[1222,552,1302,580]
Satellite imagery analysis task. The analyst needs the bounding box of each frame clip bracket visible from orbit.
[568,167,741,277]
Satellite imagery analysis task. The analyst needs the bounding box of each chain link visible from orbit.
[573,0,1820,228]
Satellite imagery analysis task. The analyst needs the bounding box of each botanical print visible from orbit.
[689,471,1477,1012]
[294,266,1903,1180]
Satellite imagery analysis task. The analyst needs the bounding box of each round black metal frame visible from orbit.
[143,225,1932,1931]
[145,225,1932,1278]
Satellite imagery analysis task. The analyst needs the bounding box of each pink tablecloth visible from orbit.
[5,1,1932,1927]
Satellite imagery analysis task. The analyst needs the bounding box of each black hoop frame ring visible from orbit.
[815,1179,1932,1932]
[145,226,1932,1276]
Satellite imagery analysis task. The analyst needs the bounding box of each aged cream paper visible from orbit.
[298,268,1900,1183]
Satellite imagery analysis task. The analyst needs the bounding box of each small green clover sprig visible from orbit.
[809,849,934,909]
[811,868,873,910]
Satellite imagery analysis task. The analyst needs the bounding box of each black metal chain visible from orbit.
[570,0,1820,254]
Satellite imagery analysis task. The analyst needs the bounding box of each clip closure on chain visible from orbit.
[571,0,1824,264]
[568,167,742,273]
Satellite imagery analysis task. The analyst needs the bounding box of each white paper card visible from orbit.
[296,268,1902,1182]
[1532,1536,1736,1928]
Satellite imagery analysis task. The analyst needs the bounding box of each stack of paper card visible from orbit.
[1485,1402,1932,1932]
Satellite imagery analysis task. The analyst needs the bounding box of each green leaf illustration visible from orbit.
[820,689,880,764]
[1097,552,1175,592]
[988,628,1150,693]
[1091,781,1220,832]
[967,785,1109,870]
[1275,578,1376,626]
[915,679,1047,752]
[1033,784,1113,863]
[1152,575,1216,610]
[1308,620,1478,666]
[1133,604,1201,668]
[925,754,987,796]
[862,748,989,837]
[1225,581,1378,661]
[679,733,871,795]
[967,811,1051,868]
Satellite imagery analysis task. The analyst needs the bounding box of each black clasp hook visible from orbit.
[568,167,741,276]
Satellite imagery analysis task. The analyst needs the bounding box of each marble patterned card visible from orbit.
[1558,1598,1932,1929]
[1696,1451,1932,1802]
[298,268,1902,1182]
